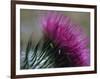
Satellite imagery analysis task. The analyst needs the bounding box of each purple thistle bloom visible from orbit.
[41,11,90,66]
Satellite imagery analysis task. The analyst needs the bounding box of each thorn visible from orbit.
[58,49,61,54]
[50,43,54,48]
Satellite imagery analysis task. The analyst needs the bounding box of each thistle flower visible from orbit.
[41,11,90,66]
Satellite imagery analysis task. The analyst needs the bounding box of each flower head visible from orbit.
[41,11,90,66]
